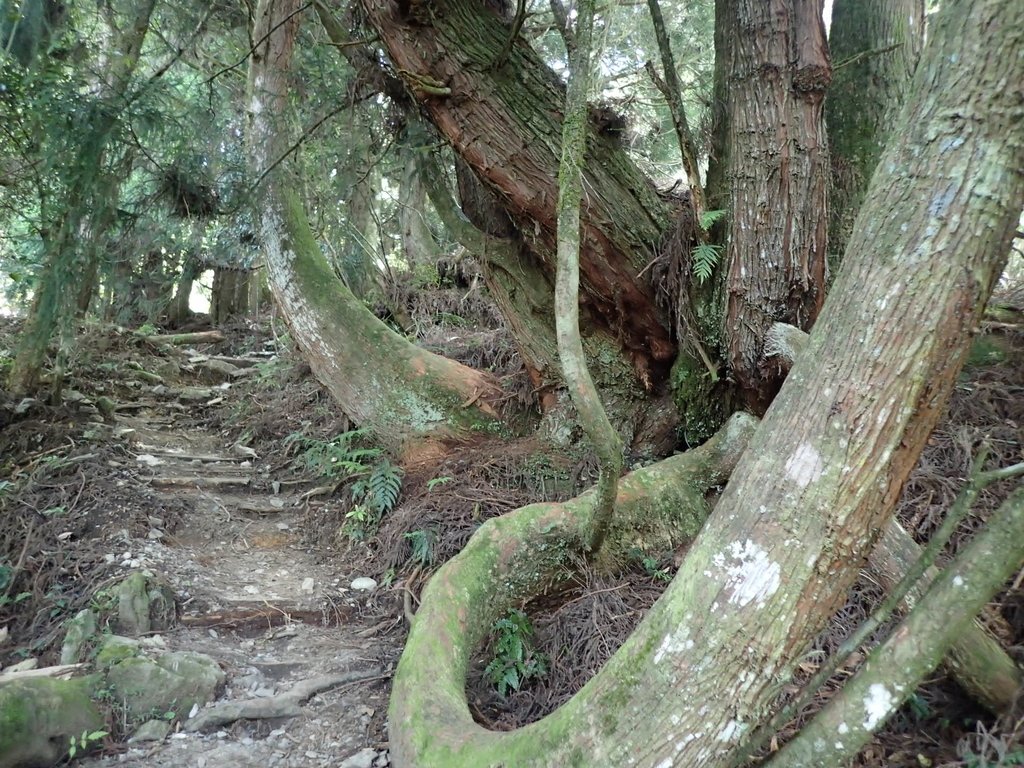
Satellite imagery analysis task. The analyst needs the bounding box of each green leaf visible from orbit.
[698,208,727,230]
[692,243,723,284]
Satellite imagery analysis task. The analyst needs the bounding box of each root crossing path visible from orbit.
[83,348,395,768]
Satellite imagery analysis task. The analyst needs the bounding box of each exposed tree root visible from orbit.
[389,414,757,766]
[183,668,384,732]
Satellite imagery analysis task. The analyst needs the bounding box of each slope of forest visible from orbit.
[1,303,1021,767]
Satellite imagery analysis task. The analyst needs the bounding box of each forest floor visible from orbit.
[0,310,1022,768]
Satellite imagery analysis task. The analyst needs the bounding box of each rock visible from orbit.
[117,572,152,635]
[3,658,37,673]
[105,651,224,722]
[350,577,377,593]
[339,748,378,768]
[200,359,243,383]
[95,635,141,668]
[301,578,315,594]
[0,676,104,768]
[128,718,172,743]
[177,386,215,403]
[60,608,98,664]
[115,571,177,636]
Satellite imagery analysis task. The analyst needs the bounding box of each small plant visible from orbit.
[286,430,403,540]
[284,429,383,480]
[699,208,727,231]
[0,589,31,610]
[352,459,403,516]
[67,729,108,759]
[692,243,724,284]
[426,476,453,491]
[484,609,548,697]
[641,555,672,583]
[404,529,436,567]
[906,692,931,720]
[692,209,727,284]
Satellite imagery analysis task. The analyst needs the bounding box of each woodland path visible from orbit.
[80,347,395,768]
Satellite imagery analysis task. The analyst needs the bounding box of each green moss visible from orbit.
[966,335,1009,368]
[670,352,728,445]
[95,635,141,668]
[0,692,30,751]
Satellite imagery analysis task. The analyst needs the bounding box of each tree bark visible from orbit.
[247,0,505,457]
[716,0,831,409]
[361,0,678,393]
[762,320,1023,715]
[210,268,254,323]
[826,0,923,264]
[770,488,1024,766]
[387,0,1024,760]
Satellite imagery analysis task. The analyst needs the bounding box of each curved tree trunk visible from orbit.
[247,0,504,456]
[827,0,924,264]
[387,0,1024,760]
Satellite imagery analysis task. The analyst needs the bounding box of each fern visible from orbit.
[404,529,436,566]
[367,459,403,514]
[285,429,382,480]
[484,609,548,697]
[692,242,724,284]
[698,208,727,231]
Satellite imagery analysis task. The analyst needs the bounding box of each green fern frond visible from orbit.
[699,208,727,231]
[368,459,403,514]
[692,243,724,284]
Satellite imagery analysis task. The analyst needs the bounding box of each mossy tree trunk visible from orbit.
[361,0,678,402]
[387,0,1024,760]
[247,0,504,456]
[827,0,924,264]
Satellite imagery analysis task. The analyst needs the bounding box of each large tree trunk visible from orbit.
[361,0,678,395]
[387,0,1024,761]
[247,0,505,457]
[712,0,831,410]
[827,0,924,264]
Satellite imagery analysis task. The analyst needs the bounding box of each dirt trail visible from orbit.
[82,355,395,768]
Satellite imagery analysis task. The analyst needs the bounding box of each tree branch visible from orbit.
[644,0,705,212]
[554,0,622,554]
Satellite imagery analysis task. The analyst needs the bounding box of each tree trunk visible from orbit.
[361,0,678,394]
[715,0,831,410]
[387,0,1024,760]
[7,0,156,396]
[763,320,1022,715]
[165,254,200,327]
[827,0,924,264]
[210,268,254,324]
[338,123,378,299]
[247,0,505,457]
